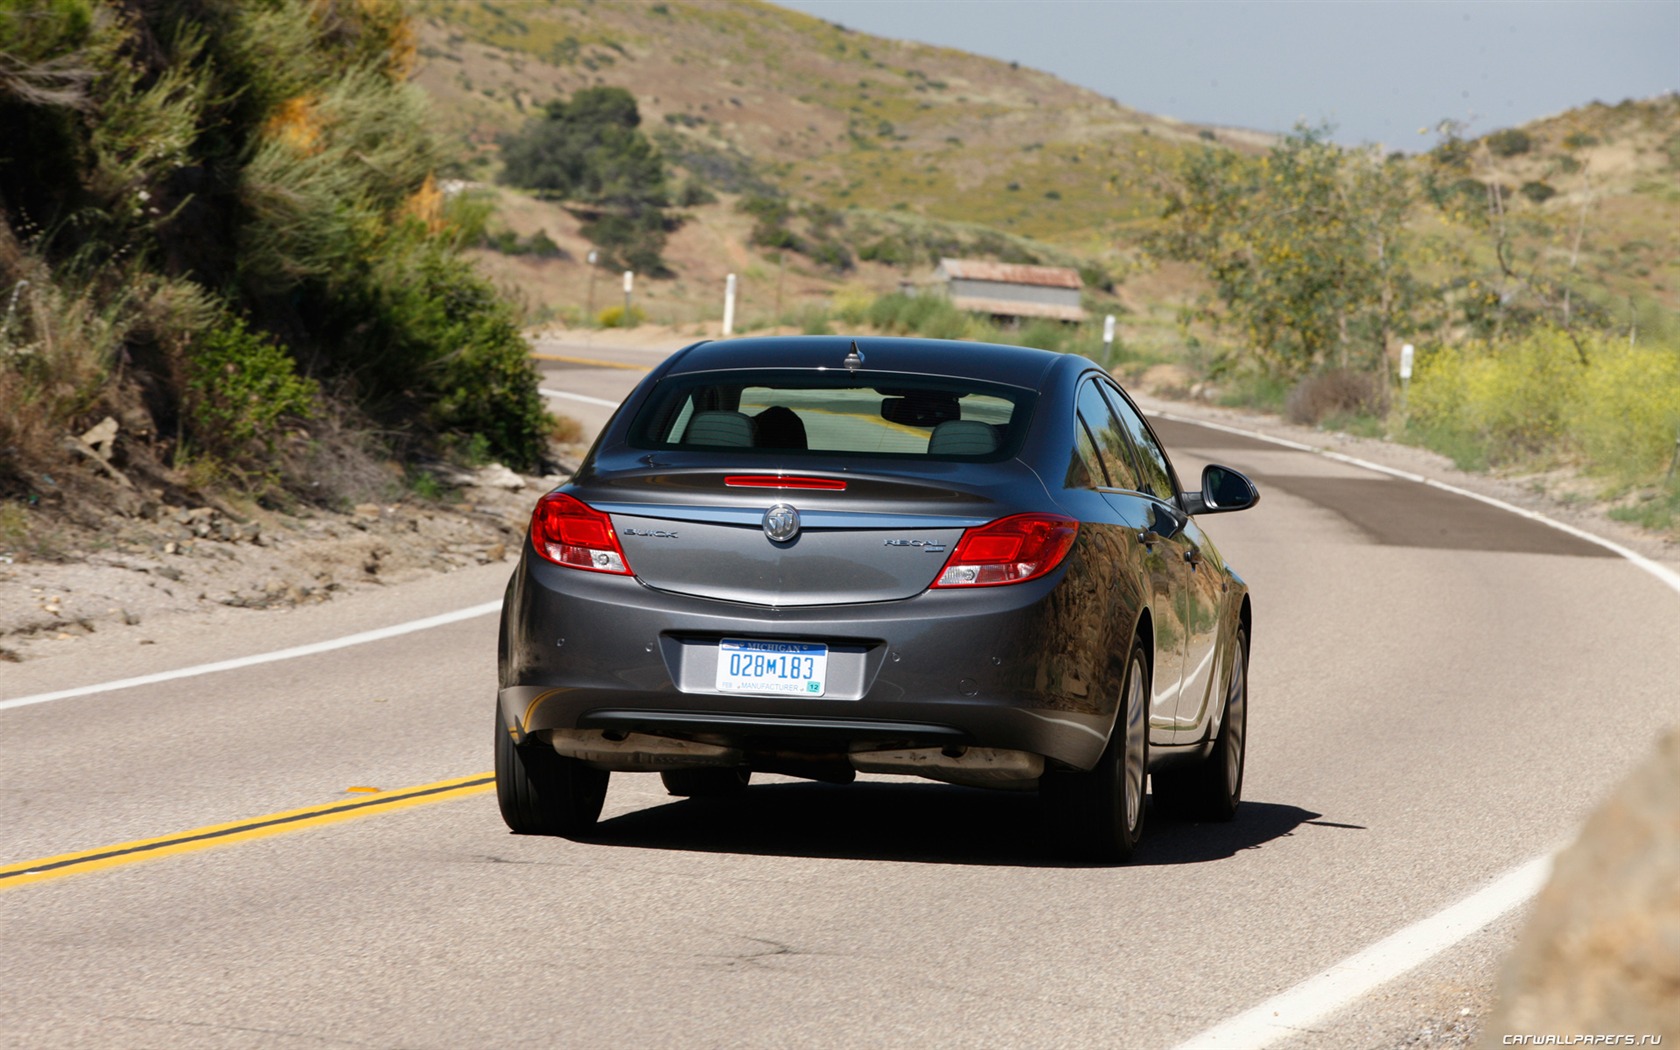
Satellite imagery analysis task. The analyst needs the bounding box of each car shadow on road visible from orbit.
[581,780,1327,867]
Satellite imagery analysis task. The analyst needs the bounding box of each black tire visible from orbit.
[1042,639,1150,862]
[1153,626,1248,822]
[495,710,609,836]
[660,767,752,797]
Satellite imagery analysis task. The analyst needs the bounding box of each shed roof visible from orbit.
[936,258,1083,290]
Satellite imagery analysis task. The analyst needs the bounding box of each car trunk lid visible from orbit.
[581,467,1024,606]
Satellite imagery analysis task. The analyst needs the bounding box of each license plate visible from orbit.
[716,639,827,696]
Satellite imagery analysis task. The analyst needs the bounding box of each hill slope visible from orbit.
[1451,95,1680,322]
[412,2,1680,340]
[411,0,1256,252]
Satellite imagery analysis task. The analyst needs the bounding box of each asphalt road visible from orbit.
[4,337,1679,1049]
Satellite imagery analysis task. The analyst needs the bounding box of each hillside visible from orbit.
[410,2,1680,347]
[1448,95,1680,323]
[411,0,1253,246]
[407,0,1269,338]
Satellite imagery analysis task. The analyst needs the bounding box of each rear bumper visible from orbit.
[498,548,1119,770]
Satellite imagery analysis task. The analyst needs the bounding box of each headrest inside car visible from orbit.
[881,394,961,427]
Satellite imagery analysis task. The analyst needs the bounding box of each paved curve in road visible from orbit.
[3,338,1678,1048]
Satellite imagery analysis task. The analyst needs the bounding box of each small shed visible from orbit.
[934,258,1086,324]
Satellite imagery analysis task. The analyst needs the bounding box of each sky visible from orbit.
[776,0,1679,150]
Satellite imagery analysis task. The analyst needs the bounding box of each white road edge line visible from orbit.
[1160,410,1680,1049]
[540,387,620,407]
[1182,856,1555,1047]
[0,601,503,712]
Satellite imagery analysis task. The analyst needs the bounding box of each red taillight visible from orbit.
[932,514,1078,588]
[529,493,633,575]
[725,475,848,491]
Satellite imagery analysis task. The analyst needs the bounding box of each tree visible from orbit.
[498,86,670,272]
[1147,125,1421,377]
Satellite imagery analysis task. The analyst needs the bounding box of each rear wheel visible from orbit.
[1154,626,1248,822]
[495,711,609,836]
[1043,639,1149,862]
[661,767,752,797]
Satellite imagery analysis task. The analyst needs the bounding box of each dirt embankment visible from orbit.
[0,462,561,665]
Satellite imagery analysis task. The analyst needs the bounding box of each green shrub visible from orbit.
[1406,332,1573,463]
[676,178,716,207]
[499,86,670,270]
[1485,128,1533,157]
[831,286,874,326]
[182,314,317,475]
[865,292,972,339]
[794,306,832,335]
[739,194,800,251]
[1610,483,1680,534]
[342,240,551,471]
[808,239,853,273]
[1015,319,1070,352]
[1406,329,1680,481]
[1216,369,1292,413]
[1520,181,1557,205]
[597,304,647,328]
[858,238,911,266]
[579,208,668,274]
[1567,339,1680,482]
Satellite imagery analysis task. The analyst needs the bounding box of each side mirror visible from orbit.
[1185,464,1259,515]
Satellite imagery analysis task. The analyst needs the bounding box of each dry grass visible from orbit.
[1285,369,1390,427]
[0,242,125,496]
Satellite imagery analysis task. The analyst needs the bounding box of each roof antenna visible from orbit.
[844,340,864,373]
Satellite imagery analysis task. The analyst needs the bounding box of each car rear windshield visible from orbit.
[628,371,1035,460]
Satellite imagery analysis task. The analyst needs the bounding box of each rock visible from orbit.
[474,464,525,491]
[79,416,119,460]
[110,486,143,518]
[1486,728,1680,1040]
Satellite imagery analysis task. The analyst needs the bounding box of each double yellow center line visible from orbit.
[0,773,494,892]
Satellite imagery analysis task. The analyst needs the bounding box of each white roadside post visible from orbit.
[1399,343,1415,415]
[585,250,599,321]
[622,270,634,322]
[723,273,737,337]
[1102,314,1116,360]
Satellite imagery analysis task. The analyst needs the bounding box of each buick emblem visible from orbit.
[762,503,800,542]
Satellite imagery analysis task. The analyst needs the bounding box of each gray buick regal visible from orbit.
[496,335,1257,861]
